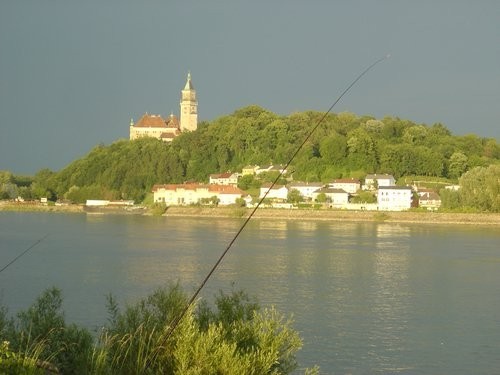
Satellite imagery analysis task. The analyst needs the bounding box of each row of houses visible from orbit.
[258,183,418,211]
[209,172,397,192]
[154,169,442,211]
[152,182,441,212]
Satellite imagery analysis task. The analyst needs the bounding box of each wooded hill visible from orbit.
[2,105,499,203]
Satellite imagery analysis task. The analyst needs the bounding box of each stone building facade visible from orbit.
[129,73,197,142]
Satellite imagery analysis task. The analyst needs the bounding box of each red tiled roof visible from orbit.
[208,185,244,194]
[133,113,181,130]
[160,131,179,139]
[210,172,234,179]
[134,114,167,128]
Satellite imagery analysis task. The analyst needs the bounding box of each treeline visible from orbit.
[1,105,499,204]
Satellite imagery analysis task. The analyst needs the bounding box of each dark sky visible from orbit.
[1,1,499,174]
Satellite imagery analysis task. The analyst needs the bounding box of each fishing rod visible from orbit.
[145,54,390,368]
[0,234,49,274]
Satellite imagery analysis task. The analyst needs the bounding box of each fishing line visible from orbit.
[0,234,49,274]
[145,54,389,368]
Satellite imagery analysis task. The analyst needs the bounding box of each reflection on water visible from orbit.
[1,213,500,373]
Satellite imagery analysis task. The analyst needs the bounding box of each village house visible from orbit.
[152,184,244,206]
[312,188,349,206]
[416,189,442,211]
[377,186,413,211]
[328,178,361,194]
[129,73,197,142]
[259,184,289,201]
[364,174,396,190]
[241,165,260,176]
[287,182,324,200]
[209,172,239,186]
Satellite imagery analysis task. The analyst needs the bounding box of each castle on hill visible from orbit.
[129,72,197,142]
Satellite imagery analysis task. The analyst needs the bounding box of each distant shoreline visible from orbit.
[1,203,499,225]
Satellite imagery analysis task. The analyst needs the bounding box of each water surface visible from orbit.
[1,212,499,374]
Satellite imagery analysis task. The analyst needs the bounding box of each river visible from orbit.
[1,212,499,374]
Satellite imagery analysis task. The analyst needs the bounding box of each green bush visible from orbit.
[1,285,316,374]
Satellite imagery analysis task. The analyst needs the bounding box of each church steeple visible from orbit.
[184,71,194,90]
[180,71,198,132]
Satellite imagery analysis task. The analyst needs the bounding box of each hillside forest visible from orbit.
[1,106,499,211]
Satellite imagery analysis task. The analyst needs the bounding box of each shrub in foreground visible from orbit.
[1,285,318,374]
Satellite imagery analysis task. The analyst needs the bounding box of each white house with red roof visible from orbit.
[152,184,244,206]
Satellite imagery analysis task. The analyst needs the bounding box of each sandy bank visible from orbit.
[164,206,500,226]
[2,202,499,225]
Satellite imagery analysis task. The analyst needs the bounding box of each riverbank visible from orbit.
[2,202,499,225]
[164,206,500,225]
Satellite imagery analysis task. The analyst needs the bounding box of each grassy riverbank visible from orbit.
[2,202,499,225]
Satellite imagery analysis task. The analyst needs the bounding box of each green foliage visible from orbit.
[2,284,312,374]
[287,189,303,204]
[315,192,327,203]
[3,287,93,374]
[149,202,167,216]
[93,284,307,374]
[0,340,46,375]
[439,188,462,210]
[351,190,377,203]
[448,152,469,179]
[458,165,500,212]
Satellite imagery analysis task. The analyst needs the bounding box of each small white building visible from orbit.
[377,186,413,211]
[209,172,239,186]
[287,182,323,200]
[312,188,349,206]
[364,174,396,190]
[259,184,289,201]
[328,178,361,194]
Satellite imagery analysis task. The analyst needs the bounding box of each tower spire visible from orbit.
[180,71,197,132]
[184,71,194,90]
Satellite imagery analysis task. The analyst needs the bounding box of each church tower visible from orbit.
[180,72,198,132]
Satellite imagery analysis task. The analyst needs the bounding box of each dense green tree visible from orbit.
[448,152,468,179]
[346,128,378,171]
[459,165,500,212]
[287,189,303,204]
[319,133,347,166]
[439,188,462,210]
